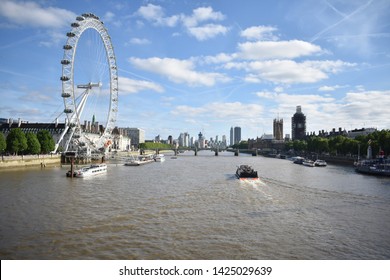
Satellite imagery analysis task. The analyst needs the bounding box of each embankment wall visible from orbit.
[0,154,61,169]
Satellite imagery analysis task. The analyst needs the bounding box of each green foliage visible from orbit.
[356,129,390,157]
[292,140,307,152]
[139,142,174,150]
[37,130,55,154]
[0,133,6,153]
[26,133,41,155]
[307,136,329,153]
[6,128,27,155]
[232,141,248,149]
[285,129,390,157]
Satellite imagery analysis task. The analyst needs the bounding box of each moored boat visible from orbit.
[292,156,304,164]
[67,163,107,178]
[124,154,154,166]
[303,159,315,167]
[154,154,165,162]
[355,158,390,176]
[236,165,259,180]
[314,159,327,167]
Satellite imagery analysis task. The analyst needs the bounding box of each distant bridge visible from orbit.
[140,148,259,156]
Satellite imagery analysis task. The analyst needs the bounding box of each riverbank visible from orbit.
[0,154,61,169]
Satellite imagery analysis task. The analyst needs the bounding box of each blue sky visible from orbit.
[1,0,389,141]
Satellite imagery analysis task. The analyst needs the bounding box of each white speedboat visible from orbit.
[67,164,107,177]
[154,154,165,162]
[314,159,327,167]
[302,159,315,167]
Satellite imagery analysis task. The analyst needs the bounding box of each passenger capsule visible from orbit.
[66,32,75,37]
[60,76,70,81]
[61,60,71,65]
[61,93,71,98]
[64,108,73,114]
[71,22,80,28]
[76,16,85,21]
[63,45,72,50]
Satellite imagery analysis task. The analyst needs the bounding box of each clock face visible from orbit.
[298,123,303,128]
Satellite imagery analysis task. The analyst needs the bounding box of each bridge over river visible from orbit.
[141,148,259,156]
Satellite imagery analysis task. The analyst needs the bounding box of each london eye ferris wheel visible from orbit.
[54,13,118,155]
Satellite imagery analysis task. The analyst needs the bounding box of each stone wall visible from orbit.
[0,154,61,169]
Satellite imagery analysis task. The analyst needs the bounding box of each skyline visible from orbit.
[1,0,390,140]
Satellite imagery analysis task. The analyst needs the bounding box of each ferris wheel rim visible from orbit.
[60,13,118,152]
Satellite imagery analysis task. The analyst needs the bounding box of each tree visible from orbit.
[37,130,55,154]
[6,128,27,155]
[26,132,41,155]
[0,133,6,153]
[292,140,307,152]
[307,136,329,154]
[138,142,173,150]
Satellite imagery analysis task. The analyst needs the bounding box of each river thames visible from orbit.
[0,151,389,259]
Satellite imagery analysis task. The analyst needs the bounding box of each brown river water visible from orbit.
[1,151,389,259]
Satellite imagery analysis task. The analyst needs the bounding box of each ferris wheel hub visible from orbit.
[77,82,102,89]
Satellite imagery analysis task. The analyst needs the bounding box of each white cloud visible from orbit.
[200,53,235,64]
[103,11,115,22]
[182,6,225,27]
[128,38,151,45]
[172,102,264,120]
[136,4,179,27]
[255,91,276,99]
[39,30,65,47]
[318,85,346,91]
[342,90,390,124]
[136,5,228,40]
[187,23,229,41]
[128,57,229,86]
[238,40,323,60]
[256,89,390,132]
[226,59,356,84]
[137,4,163,19]
[0,0,76,28]
[240,25,278,41]
[119,76,164,94]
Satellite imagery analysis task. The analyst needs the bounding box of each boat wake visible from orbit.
[239,178,266,188]
[239,178,273,200]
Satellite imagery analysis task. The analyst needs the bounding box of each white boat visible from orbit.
[124,154,154,166]
[67,164,107,177]
[154,154,165,162]
[314,159,327,167]
[291,156,304,164]
[302,159,315,167]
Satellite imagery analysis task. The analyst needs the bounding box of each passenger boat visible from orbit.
[236,165,259,180]
[154,154,165,162]
[303,159,315,167]
[314,159,327,167]
[292,156,304,164]
[66,164,107,178]
[124,154,154,166]
[355,158,390,176]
